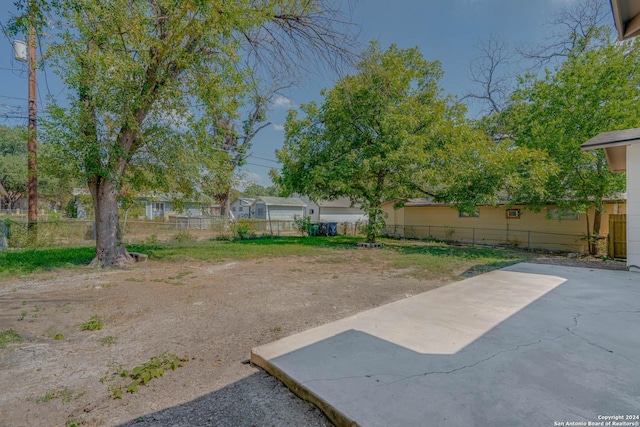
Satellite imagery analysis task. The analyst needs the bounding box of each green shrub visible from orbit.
[293,216,312,236]
[172,230,195,243]
[0,329,22,347]
[230,219,256,240]
[81,315,102,331]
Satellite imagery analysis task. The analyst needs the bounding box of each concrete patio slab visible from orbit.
[251,263,640,427]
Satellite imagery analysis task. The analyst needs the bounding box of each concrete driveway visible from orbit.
[251,263,640,427]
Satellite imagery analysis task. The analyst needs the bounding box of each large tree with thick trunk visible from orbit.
[10,0,356,266]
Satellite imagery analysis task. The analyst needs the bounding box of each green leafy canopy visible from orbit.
[277,42,549,242]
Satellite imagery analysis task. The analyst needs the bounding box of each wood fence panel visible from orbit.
[609,214,626,259]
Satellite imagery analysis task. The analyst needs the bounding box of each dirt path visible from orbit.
[1,254,447,426]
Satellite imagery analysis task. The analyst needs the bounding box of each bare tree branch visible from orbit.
[463,34,513,115]
[241,0,361,83]
[517,0,612,70]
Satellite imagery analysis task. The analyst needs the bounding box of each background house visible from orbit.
[251,197,307,221]
[298,196,367,223]
[230,198,255,219]
[139,194,217,219]
[382,198,626,254]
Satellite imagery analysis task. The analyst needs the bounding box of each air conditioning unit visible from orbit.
[506,209,521,219]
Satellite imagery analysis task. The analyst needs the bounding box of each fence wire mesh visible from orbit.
[384,224,589,253]
[0,217,363,249]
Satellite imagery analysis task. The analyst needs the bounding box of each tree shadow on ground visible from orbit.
[117,368,332,427]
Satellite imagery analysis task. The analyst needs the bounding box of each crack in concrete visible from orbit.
[300,310,639,387]
[567,313,638,365]
[301,333,568,387]
[383,335,569,386]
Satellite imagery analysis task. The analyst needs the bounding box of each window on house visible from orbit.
[309,209,315,214]
[458,210,479,218]
[232,207,236,212]
[547,208,579,220]
[257,208,264,216]
[506,209,521,219]
[154,202,164,211]
[239,207,243,212]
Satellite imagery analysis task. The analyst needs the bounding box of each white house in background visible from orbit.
[251,196,306,221]
[298,196,367,223]
[230,198,255,219]
[139,194,216,219]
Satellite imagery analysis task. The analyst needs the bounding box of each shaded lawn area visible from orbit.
[0,236,530,279]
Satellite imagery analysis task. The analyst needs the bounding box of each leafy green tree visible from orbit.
[504,37,638,254]
[242,182,279,198]
[0,125,75,212]
[10,0,356,266]
[0,125,27,210]
[277,42,549,243]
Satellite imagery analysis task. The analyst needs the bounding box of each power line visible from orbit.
[248,154,279,164]
[0,66,26,72]
[244,161,279,169]
[0,95,28,101]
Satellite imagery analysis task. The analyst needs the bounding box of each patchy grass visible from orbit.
[36,387,75,404]
[100,336,117,346]
[127,235,359,262]
[385,241,528,280]
[0,329,22,347]
[0,237,360,277]
[0,236,530,282]
[102,353,188,399]
[0,247,95,277]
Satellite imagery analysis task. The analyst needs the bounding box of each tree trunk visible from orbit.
[365,206,378,243]
[216,189,231,217]
[88,176,132,267]
[590,203,603,256]
[366,218,376,243]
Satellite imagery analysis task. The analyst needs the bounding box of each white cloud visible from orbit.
[237,171,273,190]
[273,124,285,131]
[243,171,262,183]
[272,94,295,109]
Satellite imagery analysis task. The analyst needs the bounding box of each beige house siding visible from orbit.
[382,202,626,253]
[382,202,405,229]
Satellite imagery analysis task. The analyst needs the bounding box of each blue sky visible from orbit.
[0,0,610,188]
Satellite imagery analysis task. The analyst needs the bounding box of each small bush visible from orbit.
[293,216,312,236]
[81,315,103,331]
[172,230,195,243]
[0,329,22,347]
[230,219,256,240]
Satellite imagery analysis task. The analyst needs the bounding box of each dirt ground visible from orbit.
[0,250,627,427]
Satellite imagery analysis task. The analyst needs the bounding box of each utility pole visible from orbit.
[27,0,38,243]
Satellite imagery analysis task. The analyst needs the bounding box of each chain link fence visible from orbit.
[384,224,589,254]
[0,216,364,249]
